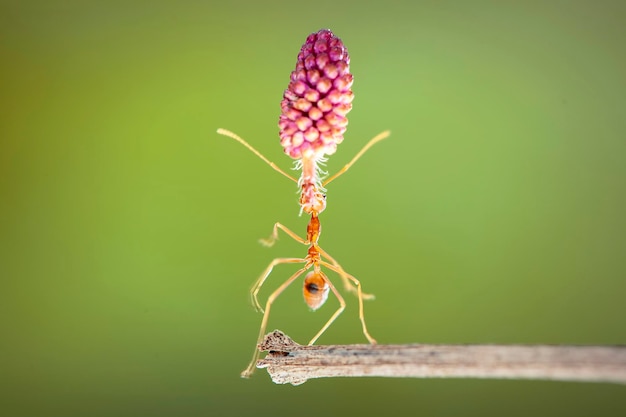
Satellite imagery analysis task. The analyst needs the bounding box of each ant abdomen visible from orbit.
[304,271,330,310]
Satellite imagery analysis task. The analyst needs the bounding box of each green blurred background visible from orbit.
[1,0,625,416]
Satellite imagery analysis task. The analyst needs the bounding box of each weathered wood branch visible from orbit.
[255,330,626,386]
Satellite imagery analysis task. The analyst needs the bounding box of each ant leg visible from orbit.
[250,257,306,313]
[259,222,308,247]
[321,260,377,344]
[217,128,298,183]
[322,130,390,187]
[318,247,375,300]
[307,271,345,345]
[241,264,311,378]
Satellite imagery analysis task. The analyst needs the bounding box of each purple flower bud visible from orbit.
[279,29,353,160]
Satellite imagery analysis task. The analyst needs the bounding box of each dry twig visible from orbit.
[255,330,626,386]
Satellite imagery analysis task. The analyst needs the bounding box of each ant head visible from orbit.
[303,271,329,310]
[300,190,326,215]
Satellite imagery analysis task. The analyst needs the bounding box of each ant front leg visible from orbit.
[322,130,390,187]
[259,222,308,247]
[216,128,298,183]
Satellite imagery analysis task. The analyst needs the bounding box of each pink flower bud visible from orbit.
[279,29,353,160]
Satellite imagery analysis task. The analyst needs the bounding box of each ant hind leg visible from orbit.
[307,272,345,345]
[242,265,310,378]
[321,259,377,345]
[318,248,375,300]
[250,257,306,313]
